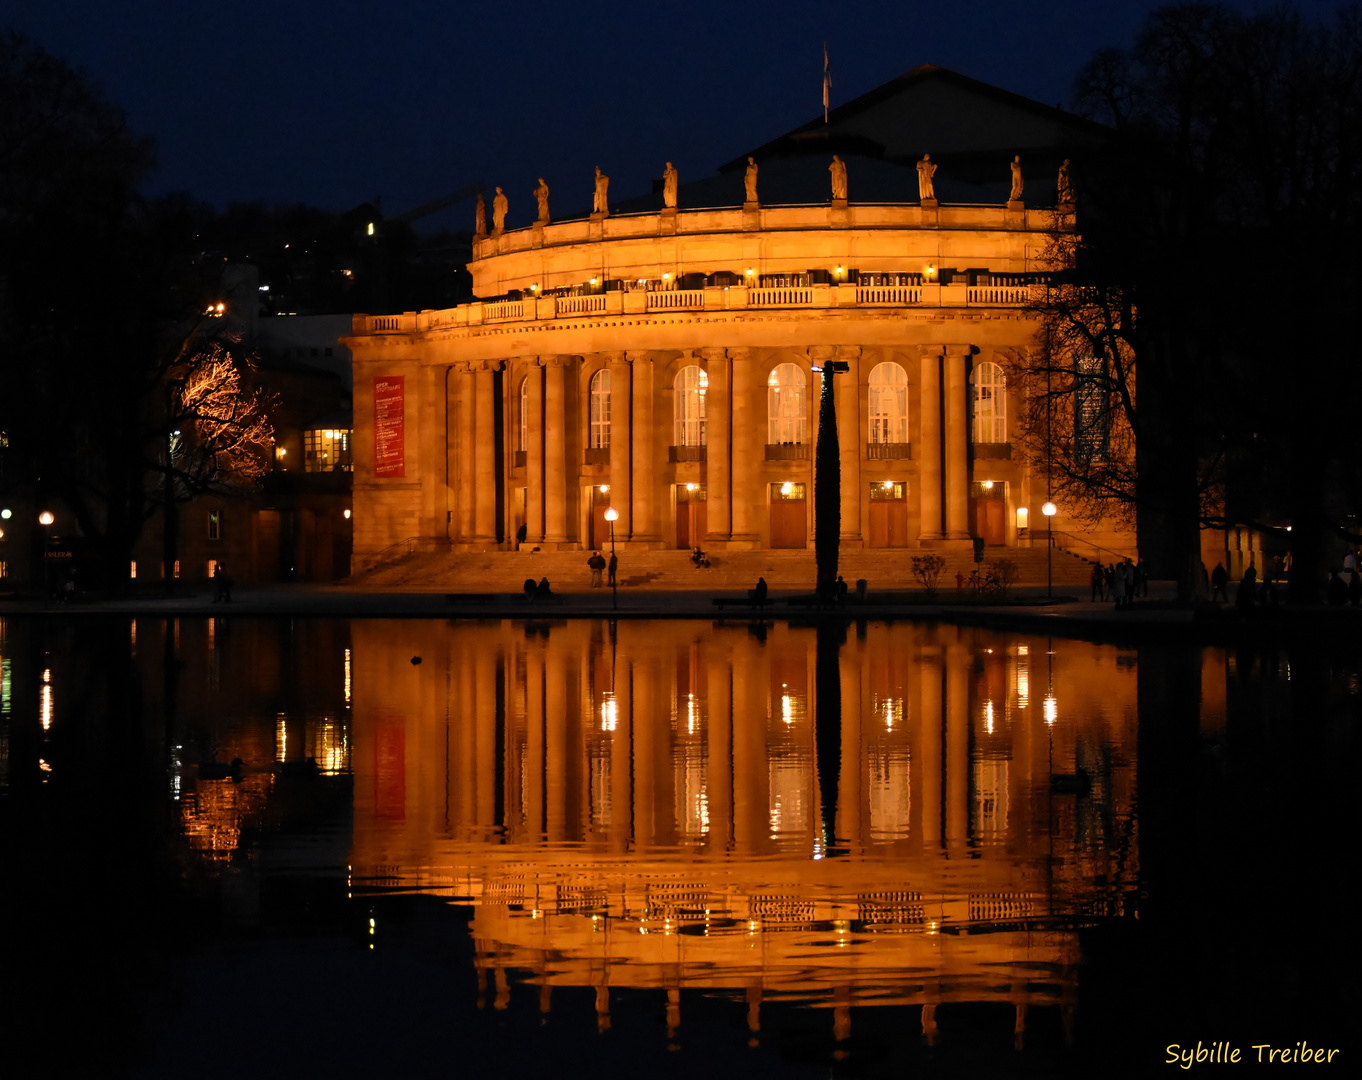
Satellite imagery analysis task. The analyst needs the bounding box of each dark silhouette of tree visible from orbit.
[0,34,274,591]
[814,366,841,599]
[1020,4,1362,602]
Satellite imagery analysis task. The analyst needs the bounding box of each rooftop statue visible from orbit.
[593,167,610,215]
[1009,155,1023,202]
[534,178,550,224]
[917,154,937,201]
[474,192,487,239]
[492,186,508,235]
[830,155,847,201]
[1057,158,1074,207]
[663,161,678,209]
[744,156,759,204]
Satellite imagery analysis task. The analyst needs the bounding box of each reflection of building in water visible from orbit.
[348,619,1140,1043]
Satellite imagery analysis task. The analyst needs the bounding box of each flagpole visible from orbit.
[823,43,829,123]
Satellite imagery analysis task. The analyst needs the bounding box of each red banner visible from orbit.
[373,376,405,478]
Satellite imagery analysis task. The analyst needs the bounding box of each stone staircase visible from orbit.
[353,545,1096,592]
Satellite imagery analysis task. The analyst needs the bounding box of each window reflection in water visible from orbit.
[147,617,1150,1043]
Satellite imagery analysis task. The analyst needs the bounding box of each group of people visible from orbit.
[1090,558,1147,607]
[586,550,617,588]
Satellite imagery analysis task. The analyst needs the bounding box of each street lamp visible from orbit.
[1042,501,1057,598]
[604,507,619,610]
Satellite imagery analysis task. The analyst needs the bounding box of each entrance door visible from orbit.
[971,498,1006,545]
[868,481,909,547]
[676,485,707,548]
[770,482,808,548]
[590,486,611,549]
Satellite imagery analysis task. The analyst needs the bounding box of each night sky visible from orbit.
[6,0,1345,230]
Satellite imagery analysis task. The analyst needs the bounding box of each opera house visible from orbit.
[348,67,1133,572]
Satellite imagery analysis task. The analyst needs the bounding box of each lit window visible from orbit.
[868,362,909,443]
[971,362,1007,444]
[673,365,707,447]
[130,561,137,579]
[207,509,221,540]
[304,429,353,472]
[767,363,807,444]
[589,368,611,449]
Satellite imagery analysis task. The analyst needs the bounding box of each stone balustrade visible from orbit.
[354,280,1047,335]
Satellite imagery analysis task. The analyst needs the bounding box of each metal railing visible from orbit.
[1049,529,1137,565]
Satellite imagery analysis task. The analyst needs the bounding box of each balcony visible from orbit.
[670,445,706,463]
[583,447,610,465]
[765,443,809,461]
[971,442,1012,460]
[865,441,912,459]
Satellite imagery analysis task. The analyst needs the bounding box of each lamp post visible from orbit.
[604,507,619,610]
[1042,501,1057,598]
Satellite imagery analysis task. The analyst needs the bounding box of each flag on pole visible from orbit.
[823,44,831,123]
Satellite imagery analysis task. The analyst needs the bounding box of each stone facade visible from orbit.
[347,203,1074,565]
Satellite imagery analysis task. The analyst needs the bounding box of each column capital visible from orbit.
[726,346,753,362]
[697,347,728,363]
[944,344,972,360]
[540,353,575,369]
[599,350,629,365]
[450,360,475,374]
[474,358,504,372]
[834,345,862,362]
[920,345,943,361]
[624,349,651,363]
[808,345,837,363]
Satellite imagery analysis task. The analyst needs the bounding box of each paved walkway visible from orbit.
[0,579,1249,635]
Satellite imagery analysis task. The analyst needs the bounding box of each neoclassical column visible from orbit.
[944,346,971,540]
[918,349,943,540]
[944,637,969,852]
[706,646,733,850]
[544,356,569,544]
[455,363,475,542]
[526,360,545,543]
[728,347,759,544]
[700,348,731,543]
[545,644,567,842]
[632,655,655,848]
[835,345,863,544]
[474,363,499,543]
[917,641,942,850]
[629,351,657,541]
[525,643,545,840]
[475,638,498,831]
[605,352,632,539]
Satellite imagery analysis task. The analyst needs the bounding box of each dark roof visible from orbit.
[720,64,1109,174]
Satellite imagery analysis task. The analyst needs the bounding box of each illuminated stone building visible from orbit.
[347,68,1133,570]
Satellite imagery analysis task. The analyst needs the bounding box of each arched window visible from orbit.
[767,363,807,444]
[518,376,528,453]
[674,365,707,446]
[589,368,611,449]
[867,362,909,443]
[972,361,1007,443]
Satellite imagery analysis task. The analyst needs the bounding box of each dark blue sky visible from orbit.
[7,0,1343,230]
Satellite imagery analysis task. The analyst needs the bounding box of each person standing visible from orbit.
[1091,562,1104,602]
[607,551,618,588]
[1111,560,1126,609]
[1210,562,1229,602]
[587,551,605,587]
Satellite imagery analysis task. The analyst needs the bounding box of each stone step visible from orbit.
[356,545,1097,591]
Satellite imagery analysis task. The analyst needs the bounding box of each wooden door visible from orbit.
[868,483,908,547]
[971,499,1005,545]
[676,491,707,549]
[771,497,807,548]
